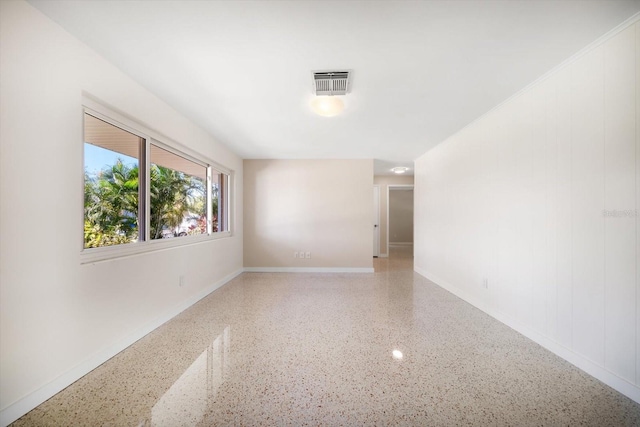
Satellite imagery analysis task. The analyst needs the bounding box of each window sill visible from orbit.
[80,232,232,264]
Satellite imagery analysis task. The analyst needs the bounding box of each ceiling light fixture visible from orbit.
[310,70,350,117]
[391,167,409,174]
[310,96,344,117]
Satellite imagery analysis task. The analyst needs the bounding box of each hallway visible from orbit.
[14,250,640,426]
[374,244,414,273]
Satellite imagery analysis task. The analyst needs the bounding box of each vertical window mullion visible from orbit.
[219,173,226,232]
[144,138,151,242]
[227,173,232,233]
[138,137,146,242]
[206,166,213,235]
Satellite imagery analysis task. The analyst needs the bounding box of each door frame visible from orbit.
[373,185,380,257]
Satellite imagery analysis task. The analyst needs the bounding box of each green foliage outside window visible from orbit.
[84,160,207,248]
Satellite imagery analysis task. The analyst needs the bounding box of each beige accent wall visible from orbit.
[389,189,414,244]
[244,159,373,269]
[373,175,414,255]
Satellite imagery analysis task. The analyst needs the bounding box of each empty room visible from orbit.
[2,0,640,425]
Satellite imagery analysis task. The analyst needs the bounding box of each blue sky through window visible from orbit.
[84,143,137,177]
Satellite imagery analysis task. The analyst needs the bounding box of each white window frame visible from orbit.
[81,98,233,264]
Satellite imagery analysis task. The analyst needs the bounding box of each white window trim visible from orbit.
[81,97,233,264]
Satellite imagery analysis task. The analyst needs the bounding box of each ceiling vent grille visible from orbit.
[313,71,350,96]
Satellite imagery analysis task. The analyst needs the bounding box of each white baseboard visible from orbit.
[389,242,413,246]
[378,253,388,258]
[244,267,374,273]
[413,266,640,405]
[0,268,244,427]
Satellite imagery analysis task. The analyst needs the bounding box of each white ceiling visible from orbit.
[29,0,640,176]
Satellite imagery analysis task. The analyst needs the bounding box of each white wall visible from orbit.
[0,1,243,423]
[243,159,373,271]
[414,18,640,402]
[389,189,414,244]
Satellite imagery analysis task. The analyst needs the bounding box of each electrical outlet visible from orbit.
[305,251,311,259]
[179,275,185,287]
[294,251,298,258]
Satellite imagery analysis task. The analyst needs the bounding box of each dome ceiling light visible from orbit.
[310,70,350,117]
[391,167,410,174]
[310,96,344,117]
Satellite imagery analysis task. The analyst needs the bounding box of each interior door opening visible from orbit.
[388,185,414,258]
[373,185,380,257]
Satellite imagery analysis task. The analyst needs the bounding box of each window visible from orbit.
[83,108,231,257]
[149,144,207,239]
[84,114,143,248]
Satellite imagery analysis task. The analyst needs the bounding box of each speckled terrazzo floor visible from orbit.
[12,245,640,426]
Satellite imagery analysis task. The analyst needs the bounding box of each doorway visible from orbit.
[373,185,380,257]
[388,185,414,257]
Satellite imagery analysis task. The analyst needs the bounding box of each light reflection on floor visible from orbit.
[151,326,230,426]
